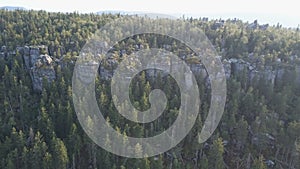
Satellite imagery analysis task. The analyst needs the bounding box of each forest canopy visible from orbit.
[0,9,299,169]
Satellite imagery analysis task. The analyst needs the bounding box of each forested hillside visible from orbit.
[0,9,299,169]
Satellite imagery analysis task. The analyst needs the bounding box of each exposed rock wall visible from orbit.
[22,46,56,91]
[4,44,299,92]
[98,55,300,90]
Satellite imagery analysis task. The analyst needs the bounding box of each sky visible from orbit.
[0,0,299,28]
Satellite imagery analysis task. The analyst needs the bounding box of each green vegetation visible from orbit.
[0,9,299,169]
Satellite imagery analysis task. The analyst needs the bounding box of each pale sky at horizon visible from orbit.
[1,0,299,28]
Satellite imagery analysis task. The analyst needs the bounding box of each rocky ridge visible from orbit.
[1,45,300,91]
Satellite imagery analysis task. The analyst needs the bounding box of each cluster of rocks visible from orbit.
[99,52,300,90]
[76,42,300,88]
[1,45,57,91]
[2,44,300,91]
[246,20,269,30]
[21,45,56,91]
[194,57,300,86]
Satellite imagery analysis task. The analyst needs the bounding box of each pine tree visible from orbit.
[208,138,225,169]
[252,155,267,169]
[51,136,69,169]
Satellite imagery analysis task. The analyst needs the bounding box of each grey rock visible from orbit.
[22,45,56,91]
[222,59,232,79]
[30,65,56,91]
[77,61,98,84]
[1,46,7,52]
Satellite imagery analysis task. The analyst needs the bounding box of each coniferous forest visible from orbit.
[0,9,300,169]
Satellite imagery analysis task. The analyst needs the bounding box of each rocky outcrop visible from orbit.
[98,54,300,90]
[22,46,56,91]
[77,60,98,84]
[5,44,299,92]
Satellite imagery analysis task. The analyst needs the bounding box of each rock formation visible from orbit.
[3,44,299,92]
[98,53,300,90]
[22,45,56,91]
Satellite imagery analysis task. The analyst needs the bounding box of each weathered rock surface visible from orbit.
[98,53,300,90]
[22,46,56,91]
[5,44,300,92]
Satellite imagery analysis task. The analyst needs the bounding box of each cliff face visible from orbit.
[98,54,300,88]
[22,46,56,91]
[3,44,299,91]
[190,58,299,87]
